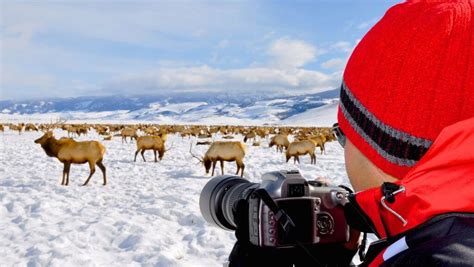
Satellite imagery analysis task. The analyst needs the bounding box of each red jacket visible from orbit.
[355,117,474,266]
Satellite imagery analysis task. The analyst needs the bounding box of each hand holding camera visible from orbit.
[200,170,360,267]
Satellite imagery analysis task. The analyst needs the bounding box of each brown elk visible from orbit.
[256,128,269,139]
[134,135,171,162]
[190,141,246,177]
[9,123,24,135]
[34,131,107,186]
[269,134,290,152]
[65,125,77,137]
[0,124,4,133]
[159,132,168,143]
[95,126,109,136]
[121,127,138,143]
[243,131,257,143]
[25,123,38,132]
[286,140,316,164]
[103,135,112,141]
[75,126,88,136]
[198,133,212,139]
[323,130,337,142]
[309,134,327,155]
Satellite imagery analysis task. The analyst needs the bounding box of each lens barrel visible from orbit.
[200,175,258,230]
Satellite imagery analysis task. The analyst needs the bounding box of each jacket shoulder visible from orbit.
[382,214,474,267]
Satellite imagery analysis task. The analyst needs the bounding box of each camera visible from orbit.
[199,170,350,248]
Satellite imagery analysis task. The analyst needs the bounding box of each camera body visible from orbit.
[247,170,350,247]
[199,170,351,249]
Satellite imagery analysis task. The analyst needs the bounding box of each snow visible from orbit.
[148,102,208,114]
[0,125,350,266]
[282,100,339,127]
[0,100,339,127]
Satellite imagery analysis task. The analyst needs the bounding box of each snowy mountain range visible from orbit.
[0,89,340,126]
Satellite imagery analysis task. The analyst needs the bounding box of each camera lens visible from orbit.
[200,176,258,230]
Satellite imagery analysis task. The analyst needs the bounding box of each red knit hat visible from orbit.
[338,0,474,179]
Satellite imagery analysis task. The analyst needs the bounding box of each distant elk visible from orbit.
[0,124,4,133]
[190,141,246,177]
[95,126,109,136]
[286,140,316,164]
[198,133,212,139]
[121,127,138,143]
[25,123,38,132]
[64,125,88,137]
[9,123,24,135]
[34,131,107,186]
[134,135,173,162]
[309,135,327,155]
[243,131,257,143]
[256,128,269,140]
[269,134,290,152]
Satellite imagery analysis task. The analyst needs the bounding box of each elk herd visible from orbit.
[1,122,337,186]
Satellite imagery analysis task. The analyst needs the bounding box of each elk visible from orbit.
[243,131,257,143]
[269,134,290,152]
[323,130,337,142]
[9,123,24,135]
[75,126,88,137]
[190,141,246,177]
[134,135,171,162]
[65,125,77,137]
[25,123,38,132]
[286,140,316,164]
[34,131,107,186]
[103,135,112,141]
[0,124,4,133]
[159,132,168,143]
[198,133,212,139]
[95,126,109,136]
[309,134,326,155]
[256,128,269,140]
[121,127,138,143]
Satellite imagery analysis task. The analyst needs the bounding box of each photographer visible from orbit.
[229,1,474,266]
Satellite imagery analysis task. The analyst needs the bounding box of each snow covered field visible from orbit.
[0,128,349,266]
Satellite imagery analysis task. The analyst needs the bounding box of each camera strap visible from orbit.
[253,188,325,267]
[254,189,296,232]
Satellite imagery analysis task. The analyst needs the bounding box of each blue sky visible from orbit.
[1,0,401,100]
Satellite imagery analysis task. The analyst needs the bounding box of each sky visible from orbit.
[1,0,401,100]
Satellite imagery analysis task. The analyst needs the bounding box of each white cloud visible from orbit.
[321,58,347,71]
[1,2,256,49]
[1,2,343,99]
[102,65,341,95]
[268,37,319,69]
[332,41,353,53]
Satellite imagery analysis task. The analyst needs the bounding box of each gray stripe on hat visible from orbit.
[342,81,432,149]
[340,101,418,166]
